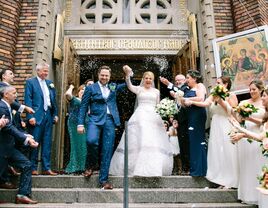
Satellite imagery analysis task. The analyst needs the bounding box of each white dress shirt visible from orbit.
[37,77,51,110]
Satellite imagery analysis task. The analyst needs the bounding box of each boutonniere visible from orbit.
[12,109,17,115]
[108,83,116,91]
[49,83,55,89]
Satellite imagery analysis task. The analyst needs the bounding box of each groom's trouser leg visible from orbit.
[99,116,115,184]
[86,123,101,169]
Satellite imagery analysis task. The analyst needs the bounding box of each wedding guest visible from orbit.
[160,74,190,175]
[109,66,173,177]
[185,76,239,188]
[24,63,58,176]
[182,70,207,177]
[230,80,266,205]
[65,84,87,174]
[77,65,126,189]
[1,69,32,178]
[0,69,34,116]
[168,119,181,175]
[163,120,169,132]
[0,86,38,204]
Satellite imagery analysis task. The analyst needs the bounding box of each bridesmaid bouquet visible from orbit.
[156,98,178,120]
[210,84,229,100]
[257,165,268,189]
[234,102,258,125]
[234,102,258,143]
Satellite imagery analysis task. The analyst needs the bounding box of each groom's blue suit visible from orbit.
[78,81,125,184]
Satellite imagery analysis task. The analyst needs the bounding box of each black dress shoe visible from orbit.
[0,182,16,189]
[83,169,93,178]
[15,195,38,204]
[101,182,113,190]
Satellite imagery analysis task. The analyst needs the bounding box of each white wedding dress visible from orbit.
[206,102,239,188]
[109,78,173,176]
[237,106,267,205]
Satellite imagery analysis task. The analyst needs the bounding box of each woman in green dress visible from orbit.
[65,84,87,174]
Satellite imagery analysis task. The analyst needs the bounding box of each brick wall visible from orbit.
[213,0,268,37]
[231,0,267,32]
[14,0,39,100]
[0,0,21,71]
[213,0,234,37]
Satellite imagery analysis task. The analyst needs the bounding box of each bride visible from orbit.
[109,66,173,176]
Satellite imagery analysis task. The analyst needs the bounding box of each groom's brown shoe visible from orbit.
[83,169,93,178]
[101,182,113,190]
[15,195,38,204]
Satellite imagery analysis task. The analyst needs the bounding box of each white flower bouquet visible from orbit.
[156,98,178,120]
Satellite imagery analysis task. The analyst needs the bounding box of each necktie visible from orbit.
[40,80,48,111]
[8,107,12,121]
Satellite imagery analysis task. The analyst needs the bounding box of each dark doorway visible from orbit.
[78,55,175,145]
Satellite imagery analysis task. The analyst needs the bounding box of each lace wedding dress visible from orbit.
[109,78,173,176]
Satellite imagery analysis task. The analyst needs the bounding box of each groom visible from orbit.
[77,65,125,189]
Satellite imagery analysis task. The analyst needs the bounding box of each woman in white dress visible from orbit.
[230,79,266,205]
[185,76,239,188]
[109,66,173,176]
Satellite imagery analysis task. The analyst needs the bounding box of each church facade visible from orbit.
[0,0,267,169]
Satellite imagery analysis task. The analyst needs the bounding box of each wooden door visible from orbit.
[55,37,79,169]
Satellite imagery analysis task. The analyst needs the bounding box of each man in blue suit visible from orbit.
[0,86,38,204]
[78,65,125,189]
[24,63,58,176]
[0,69,34,115]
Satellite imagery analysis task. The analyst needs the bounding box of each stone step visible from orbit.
[0,188,238,203]
[29,175,216,188]
[0,203,257,208]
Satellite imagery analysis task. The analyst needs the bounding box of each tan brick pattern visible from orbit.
[0,0,21,71]
[231,0,267,32]
[213,0,234,37]
[213,0,267,37]
[13,0,39,101]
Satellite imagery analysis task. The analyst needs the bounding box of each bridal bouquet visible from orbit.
[210,84,229,100]
[257,165,268,189]
[156,98,178,120]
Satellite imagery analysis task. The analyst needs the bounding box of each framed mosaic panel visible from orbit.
[212,25,268,94]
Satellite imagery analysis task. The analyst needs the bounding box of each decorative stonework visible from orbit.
[80,0,122,24]
[65,0,72,23]
[67,0,188,31]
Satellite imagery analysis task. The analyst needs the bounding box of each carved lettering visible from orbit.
[72,39,187,51]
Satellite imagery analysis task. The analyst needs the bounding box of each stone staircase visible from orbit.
[0,175,257,207]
